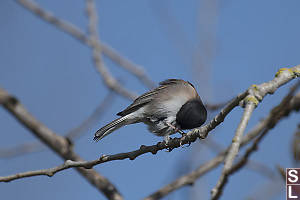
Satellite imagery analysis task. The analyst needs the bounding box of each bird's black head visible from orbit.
[176,98,207,130]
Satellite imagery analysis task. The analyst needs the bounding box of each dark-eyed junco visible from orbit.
[94,79,207,142]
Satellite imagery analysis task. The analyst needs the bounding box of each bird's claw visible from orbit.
[178,129,186,135]
[166,147,173,152]
[179,140,191,148]
[185,141,192,147]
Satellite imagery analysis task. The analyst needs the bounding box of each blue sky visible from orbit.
[1,0,300,199]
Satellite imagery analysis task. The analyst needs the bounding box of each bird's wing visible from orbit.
[117,79,190,116]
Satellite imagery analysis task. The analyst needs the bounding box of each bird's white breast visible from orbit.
[159,94,190,116]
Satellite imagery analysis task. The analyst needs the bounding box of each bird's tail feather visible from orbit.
[94,116,129,141]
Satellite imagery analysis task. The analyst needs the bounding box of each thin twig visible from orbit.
[0,88,123,200]
[0,159,100,182]
[15,0,155,90]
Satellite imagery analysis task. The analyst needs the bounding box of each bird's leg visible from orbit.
[164,122,189,148]
[165,122,186,135]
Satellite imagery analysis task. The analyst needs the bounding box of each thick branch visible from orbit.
[0,88,123,200]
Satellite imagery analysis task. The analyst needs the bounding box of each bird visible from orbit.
[94,79,207,142]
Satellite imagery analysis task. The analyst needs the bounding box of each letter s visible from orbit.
[289,170,298,183]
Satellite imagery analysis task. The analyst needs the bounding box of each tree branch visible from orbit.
[1,67,298,185]
[0,91,247,182]
[143,85,300,200]
[211,80,300,199]
[0,88,123,200]
[210,68,300,199]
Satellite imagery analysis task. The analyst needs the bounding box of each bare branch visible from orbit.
[211,102,255,199]
[212,82,300,199]
[1,68,299,185]
[0,90,247,182]
[144,87,300,200]
[0,88,123,200]
[0,159,99,182]
[15,0,155,90]
[199,66,300,140]
[210,69,300,200]
[0,91,115,159]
